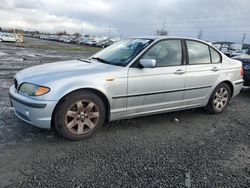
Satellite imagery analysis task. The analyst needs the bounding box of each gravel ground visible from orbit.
[0,37,250,188]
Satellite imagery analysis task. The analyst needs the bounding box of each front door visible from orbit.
[127,39,186,115]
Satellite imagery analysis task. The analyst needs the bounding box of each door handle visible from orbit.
[174,69,185,75]
[211,67,220,72]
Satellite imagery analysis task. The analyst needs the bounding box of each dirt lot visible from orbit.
[0,37,250,188]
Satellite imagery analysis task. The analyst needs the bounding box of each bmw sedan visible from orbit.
[9,37,244,140]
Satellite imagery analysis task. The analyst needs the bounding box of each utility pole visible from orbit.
[162,18,166,31]
[241,33,246,50]
[241,33,246,45]
[198,29,203,39]
[108,24,110,37]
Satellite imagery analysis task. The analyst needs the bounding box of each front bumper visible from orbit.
[9,85,58,129]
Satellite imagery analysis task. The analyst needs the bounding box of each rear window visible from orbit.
[210,47,222,63]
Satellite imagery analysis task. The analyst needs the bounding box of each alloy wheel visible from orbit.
[213,87,229,111]
[64,100,100,135]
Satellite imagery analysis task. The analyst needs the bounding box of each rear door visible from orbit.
[183,40,222,105]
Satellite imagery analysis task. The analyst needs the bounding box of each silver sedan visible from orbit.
[9,37,244,140]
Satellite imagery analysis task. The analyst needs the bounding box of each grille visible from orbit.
[14,78,18,90]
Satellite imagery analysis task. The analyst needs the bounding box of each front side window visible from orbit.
[90,39,152,67]
[141,40,182,67]
[186,41,211,65]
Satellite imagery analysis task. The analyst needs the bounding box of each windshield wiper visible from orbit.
[77,59,92,63]
[91,57,110,64]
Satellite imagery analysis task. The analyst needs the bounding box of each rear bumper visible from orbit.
[9,85,58,129]
[233,79,244,97]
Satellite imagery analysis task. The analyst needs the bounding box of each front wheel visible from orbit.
[53,90,106,140]
[206,83,232,114]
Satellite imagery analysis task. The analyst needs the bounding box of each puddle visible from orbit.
[0,58,23,61]
[0,52,7,56]
[26,54,37,57]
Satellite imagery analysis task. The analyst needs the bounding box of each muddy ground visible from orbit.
[0,37,250,187]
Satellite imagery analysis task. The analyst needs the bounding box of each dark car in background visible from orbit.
[232,50,250,87]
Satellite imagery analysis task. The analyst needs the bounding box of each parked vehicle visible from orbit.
[0,32,17,42]
[212,43,222,50]
[84,37,102,46]
[40,35,49,40]
[230,43,243,51]
[77,37,90,45]
[220,46,231,56]
[232,50,250,87]
[10,37,243,140]
[69,37,81,44]
[230,49,248,57]
[97,37,120,48]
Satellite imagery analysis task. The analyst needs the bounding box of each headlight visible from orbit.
[19,83,50,96]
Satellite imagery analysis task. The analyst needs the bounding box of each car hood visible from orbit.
[15,59,120,85]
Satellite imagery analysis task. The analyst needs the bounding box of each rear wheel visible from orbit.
[206,83,231,114]
[0,38,3,42]
[54,90,106,140]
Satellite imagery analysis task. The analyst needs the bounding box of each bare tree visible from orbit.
[57,31,68,35]
[156,29,168,36]
[73,32,81,37]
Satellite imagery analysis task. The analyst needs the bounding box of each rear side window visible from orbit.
[210,47,222,63]
[186,40,211,64]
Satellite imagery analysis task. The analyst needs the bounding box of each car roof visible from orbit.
[131,36,223,56]
[132,36,209,43]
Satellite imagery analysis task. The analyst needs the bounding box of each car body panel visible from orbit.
[232,54,250,87]
[9,85,57,129]
[10,37,243,129]
[126,65,186,114]
[15,59,128,115]
[183,63,222,106]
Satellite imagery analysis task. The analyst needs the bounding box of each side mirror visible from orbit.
[139,59,156,68]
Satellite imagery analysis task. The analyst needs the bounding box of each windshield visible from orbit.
[89,39,153,67]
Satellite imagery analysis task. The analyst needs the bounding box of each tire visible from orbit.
[206,83,232,114]
[0,38,3,42]
[53,90,106,140]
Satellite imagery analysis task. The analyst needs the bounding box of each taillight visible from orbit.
[240,67,244,77]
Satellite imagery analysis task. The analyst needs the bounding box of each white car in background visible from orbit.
[0,32,17,42]
[230,49,248,57]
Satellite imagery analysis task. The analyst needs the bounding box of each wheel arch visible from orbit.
[51,88,111,128]
[220,80,234,97]
[205,80,234,107]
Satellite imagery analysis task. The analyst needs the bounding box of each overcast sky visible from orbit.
[0,0,249,42]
